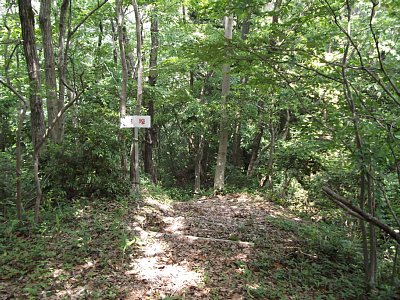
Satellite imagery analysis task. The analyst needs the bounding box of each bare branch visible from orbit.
[369,0,400,98]
[323,0,400,106]
[68,0,109,39]
[35,83,86,152]
[323,186,400,244]
[0,77,28,106]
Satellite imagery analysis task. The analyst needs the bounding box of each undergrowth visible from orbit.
[0,197,138,299]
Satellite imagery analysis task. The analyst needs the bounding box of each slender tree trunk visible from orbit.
[367,171,377,288]
[144,8,158,184]
[57,0,69,143]
[265,121,276,189]
[194,71,213,193]
[214,11,233,192]
[19,0,45,148]
[2,12,25,220]
[110,19,118,64]
[341,1,376,290]
[258,0,282,184]
[359,172,370,284]
[16,98,27,221]
[194,136,205,193]
[130,0,143,194]
[39,0,58,142]
[116,0,129,179]
[231,121,242,167]
[232,11,251,167]
[19,0,46,223]
[0,78,28,221]
[247,125,264,176]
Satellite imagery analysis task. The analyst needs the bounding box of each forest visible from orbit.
[0,0,399,299]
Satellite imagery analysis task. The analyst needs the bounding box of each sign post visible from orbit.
[120,116,151,193]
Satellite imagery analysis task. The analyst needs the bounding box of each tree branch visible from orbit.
[368,0,400,98]
[0,77,28,106]
[35,80,86,152]
[323,186,400,244]
[323,0,400,106]
[68,0,109,39]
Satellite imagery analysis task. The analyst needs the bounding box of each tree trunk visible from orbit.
[231,121,242,167]
[359,172,370,284]
[19,0,45,148]
[214,11,233,192]
[194,136,205,193]
[232,11,251,168]
[16,98,27,221]
[144,8,158,184]
[247,125,264,176]
[340,1,377,289]
[265,121,276,189]
[0,79,28,221]
[57,0,70,143]
[116,0,129,179]
[110,19,118,64]
[194,71,213,193]
[367,171,377,288]
[19,0,45,223]
[130,0,143,194]
[39,0,58,143]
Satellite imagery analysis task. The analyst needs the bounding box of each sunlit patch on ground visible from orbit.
[163,216,186,234]
[123,237,204,299]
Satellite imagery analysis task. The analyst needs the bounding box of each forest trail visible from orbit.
[124,194,302,299]
[1,193,365,299]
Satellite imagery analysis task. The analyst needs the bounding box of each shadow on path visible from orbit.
[124,194,301,299]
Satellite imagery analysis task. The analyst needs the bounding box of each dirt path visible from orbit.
[1,193,368,299]
[124,194,301,299]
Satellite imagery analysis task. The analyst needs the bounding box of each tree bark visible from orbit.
[323,186,400,244]
[16,98,27,221]
[19,0,45,148]
[232,11,251,167]
[19,0,45,223]
[144,8,158,184]
[214,11,233,192]
[57,0,69,143]
[247,125,264,176]
[194,71,213,193]
[116,0,129,179]
[130,0,143,194]
[39,0,58,143]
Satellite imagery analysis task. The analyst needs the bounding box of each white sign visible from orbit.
[120,116,134,128]
[120,115,151,128]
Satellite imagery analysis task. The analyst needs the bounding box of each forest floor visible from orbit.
[1,193,366,299]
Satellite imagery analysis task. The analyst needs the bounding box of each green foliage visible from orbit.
[41,104,129,200]
[0,152,16,208]
[247,217,367,299]
[0,151,35,218]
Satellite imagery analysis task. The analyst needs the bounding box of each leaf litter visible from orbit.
[124,193,301,299]
[1,193,362,299]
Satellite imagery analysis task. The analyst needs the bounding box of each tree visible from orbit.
[39,0,58,143]
[116,0,129,178]
[214,6,233,192]
[130,0,143,194]
[18,0,46,222]
[143,4,159,184]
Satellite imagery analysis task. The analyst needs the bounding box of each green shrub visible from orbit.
[41,104,129,200]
